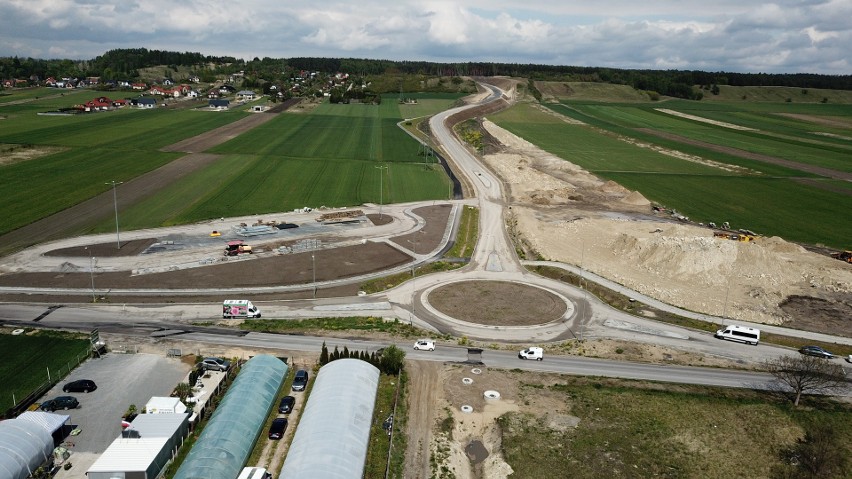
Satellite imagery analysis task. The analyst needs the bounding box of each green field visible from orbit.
[0,330,91,413]
[2,92,461,237]
[490,101,852,248]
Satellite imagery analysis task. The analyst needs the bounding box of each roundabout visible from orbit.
[426,280,570,326]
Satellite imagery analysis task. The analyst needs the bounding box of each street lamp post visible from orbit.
[375,165,388,219]
[106,180,123,249]
[312,252,316,299]
[90,257,96,303]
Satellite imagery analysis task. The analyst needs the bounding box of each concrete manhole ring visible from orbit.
[484,390,501,400]
[11,329,25,335]
[460,405,474,413]
[471,368,482,375]
[462,377,473,385]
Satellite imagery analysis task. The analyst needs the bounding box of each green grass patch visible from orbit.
[445,205,479,258]
[364,371,408,478]
[359,261,463,295]
[0,329,91,413]
[500,376,851,479]
[241,316,425,338]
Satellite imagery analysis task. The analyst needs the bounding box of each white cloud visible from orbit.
[0,0,848,74]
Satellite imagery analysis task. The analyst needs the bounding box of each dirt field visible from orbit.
[429,281,567,325]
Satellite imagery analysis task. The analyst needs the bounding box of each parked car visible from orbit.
[278,395,295,414]
[292,370,309,391]
[798,346,834,359]
[62,379,97,393]
[413,339,435,351]
[518,347,544,361]
[201,357,231,371]
[268,417,288,440]
[40,396,79,411]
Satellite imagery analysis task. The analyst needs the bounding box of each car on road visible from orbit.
[518,347,544,361]
[63,379,97,393]
[278,395,295,414]
[268,417,288,440]
[798,345,834,359]
[40,396,79,411]
[201,357,231,371]
[413,339,436,351]
[292,370,309,391]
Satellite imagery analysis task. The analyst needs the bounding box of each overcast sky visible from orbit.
[1,0,850,74]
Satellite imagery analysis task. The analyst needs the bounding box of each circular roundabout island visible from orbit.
[427,280,569,326]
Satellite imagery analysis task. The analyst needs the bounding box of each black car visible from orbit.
[798,346,834,359]
[292,370,309,391]
[278,395,295,414]
[63,379,97,393]
[40,396,79,411]
[268,417,288,440]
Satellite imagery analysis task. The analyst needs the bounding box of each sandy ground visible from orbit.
[478,117,852,333]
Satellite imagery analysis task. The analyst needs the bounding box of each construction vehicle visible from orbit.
[830,251,852,263]
[224,240,252,256]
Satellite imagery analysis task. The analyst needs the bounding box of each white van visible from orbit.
[714,325,760,345]
[519,347,544,360]
[222,300,261,319]
[237,467,271,479]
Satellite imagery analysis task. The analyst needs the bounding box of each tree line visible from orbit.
[2,48,851,97]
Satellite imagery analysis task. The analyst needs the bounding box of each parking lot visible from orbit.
[45,352,190,478]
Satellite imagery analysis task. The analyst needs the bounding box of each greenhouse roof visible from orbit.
[173,355,288,479]
[280,358,380,479]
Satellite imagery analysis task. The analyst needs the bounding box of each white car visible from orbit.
[413,339,436,351]
[519,347,543,361]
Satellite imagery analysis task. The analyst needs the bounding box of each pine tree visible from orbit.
[320,341,329,365]
[343,346,350,359]
[331,345,340,361]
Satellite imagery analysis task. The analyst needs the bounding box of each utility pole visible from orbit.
[375,165,388,219]
[106,180,123,249]
[90,257,96,303]
[312,251,316,299]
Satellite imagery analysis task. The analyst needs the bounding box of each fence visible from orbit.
[4,346,92,419]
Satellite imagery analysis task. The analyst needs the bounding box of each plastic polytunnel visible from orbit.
[173,354,288,479]
[281,358,380,479]
[0,415,56,479]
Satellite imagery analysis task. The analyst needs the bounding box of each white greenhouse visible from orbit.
[280,358,380,479]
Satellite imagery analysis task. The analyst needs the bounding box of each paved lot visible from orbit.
[44,352,190,477]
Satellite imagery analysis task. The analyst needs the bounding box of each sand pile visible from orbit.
[481,121,852,325]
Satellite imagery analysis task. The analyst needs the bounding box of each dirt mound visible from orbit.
[479,121,852,328]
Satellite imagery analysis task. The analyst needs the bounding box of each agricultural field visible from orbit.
[0,329,91,414]
[96,93,458,230]
[490,99,852,249]
[0,96,250,236]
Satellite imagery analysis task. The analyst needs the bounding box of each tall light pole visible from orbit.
[90,256,96,303]
[375,164,388,219]
[106,180,123,249]
[311,251,316,299]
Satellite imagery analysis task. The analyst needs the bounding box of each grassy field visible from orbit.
[490,101,852,248]
[0,329,91,413]
[2,91,462,236]
[499,375,851,479]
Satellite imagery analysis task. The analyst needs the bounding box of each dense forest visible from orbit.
[2,48,851,100]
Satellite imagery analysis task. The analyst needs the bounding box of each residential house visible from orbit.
[236,90,256,101]
[132,82,148,90]
[132,97,157,108]
[209,99,229,110]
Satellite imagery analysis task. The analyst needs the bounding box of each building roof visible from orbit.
[87,413,188,474]
[280,359,380,479]
[145,397,187,414]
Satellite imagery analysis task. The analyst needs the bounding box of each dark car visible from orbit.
[292,370,309,391]
[63,379,97,393]
[799,346,834,359]
[40,396,79,411]
[268,417,288,440]
[278,395,295,414]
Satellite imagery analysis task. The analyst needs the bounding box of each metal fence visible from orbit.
[4,346,92,419]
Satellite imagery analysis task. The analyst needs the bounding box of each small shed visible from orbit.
[87,413,189,479]
[145,396,188,415]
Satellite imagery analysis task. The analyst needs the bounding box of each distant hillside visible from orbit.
[702,85,852,104]
[535,81,651,102]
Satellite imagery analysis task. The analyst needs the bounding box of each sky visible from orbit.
[1,0,850,74]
